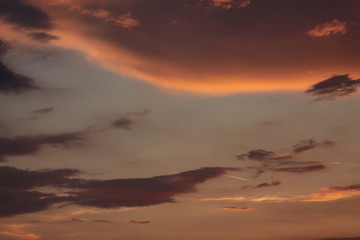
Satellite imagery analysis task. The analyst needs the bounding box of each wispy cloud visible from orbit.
[307,20,348,37]
[204,0,251,9]
[242,180,281,189]
[30,107,55,114]
[219,206,253,212]
[0,224,40,240]
[0,131,86,161]
[306,74,360,101]
[200,183,360,203]
[27,32,59,43]
[236,139,332,176]
[129,220,151,224]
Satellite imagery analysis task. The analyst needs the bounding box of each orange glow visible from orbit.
[0,224,40,240]
[200,187,360,203]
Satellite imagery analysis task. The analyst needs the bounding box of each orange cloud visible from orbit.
[0,224,40,240]
[5,0,360,95]
[220,206,253,212]
[307,19,348,37]
[200,184,360,203]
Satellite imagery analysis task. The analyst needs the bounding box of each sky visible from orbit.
[0,0,360,240]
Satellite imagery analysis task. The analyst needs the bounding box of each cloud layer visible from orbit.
[3,0,357,94]
[0,166,237,217]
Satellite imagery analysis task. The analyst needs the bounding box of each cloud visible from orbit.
[200,183,360,203]
[0,39,40,94]
[237,149,275,161]
[69,167,238,209]
[219,206,252,212]
[306,74,360,101]
[14,0,357,95]
[307,19,348,37]
[272,164,326,174]
[30,107,55,114]
[242,180,281,189]
[0,0,53,30]
[27,32,59,42]
[0,166,237,217]
[48,1,140,29]
[0,132,86,161]
[110,12,140,29]
[0,61,39,94]
[112,117,134,130]
[0,224,40,240]
[236,139,332,176]
[201,0,251,10]
[129,220,151,224]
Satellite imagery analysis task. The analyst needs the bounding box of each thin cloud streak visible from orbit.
[200,184,360,203]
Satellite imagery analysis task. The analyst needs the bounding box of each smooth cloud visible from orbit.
[8,0,357,94]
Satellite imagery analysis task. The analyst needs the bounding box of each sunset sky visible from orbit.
[0,0,360,240]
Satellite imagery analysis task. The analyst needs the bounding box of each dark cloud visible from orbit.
[237,139,332,176]
[30,107,55,114]
[27,32,59,42]
[242,180,281,189]
[0,166,80,190]
[236,149,275,161]
[129,220,151,224]
[0,132,86,161]
[69,167,236,209]
[219,206,252,212]
[0,61,39,94]
[306,75,360,101]
[0,166,79,217]
[292,139,319,154]
[272,164,326,173]
[112,117,134,130]
[0,166,236,217]
[0,39,40,94]
[0,40,10,55]
[292,139,334,154]
[0,0,53,30]
[327,184,360,191]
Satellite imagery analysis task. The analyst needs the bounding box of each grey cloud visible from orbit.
[306,74,360,101]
